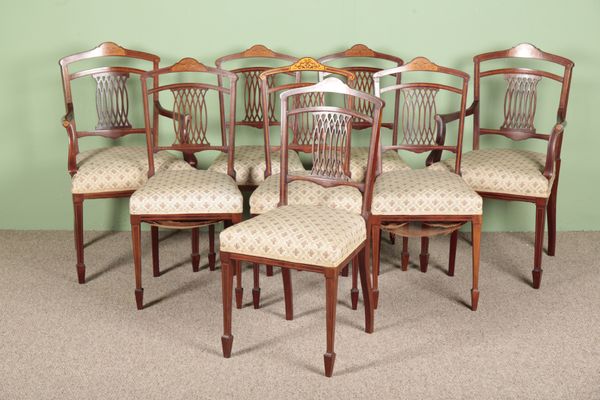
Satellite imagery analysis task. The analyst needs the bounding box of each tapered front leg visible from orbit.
[235,260,243,309]
[420,236,430,273]
[151,226,160,277]
[73,195,85,284]
[358,247,374,333]
[547,159,560,257]
[370,223,381,309]
[471,216,482,311]
[131,218,143,310]
[221,252,234,358]
[324,271,339,377]
[208,224,216,271]
[533,200,547,289]
[282,268,293,320]
[448,230,458,277]
[191,227,200,272]
[350,254,359,310]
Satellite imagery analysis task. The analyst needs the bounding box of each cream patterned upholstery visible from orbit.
[372,169,482,216]
[129,169,243,215]
[350,147,410,182]
[208,145,305,186]
[220,205,366,268]
[71,146,192,194]
[429,149,554,198]
[249,171,363,215]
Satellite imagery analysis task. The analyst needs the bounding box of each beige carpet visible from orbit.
[0,229,599,400]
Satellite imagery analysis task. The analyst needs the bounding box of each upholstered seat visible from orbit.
[372,169,482,216]
[129,169,243,215]
[350,147,410,182]
[72,146,191,194]
[220,205,366,268]
[429,148,554,198]
[208,145,305,186]
[249,171,363,215]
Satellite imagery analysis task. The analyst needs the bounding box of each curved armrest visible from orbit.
[61,104,78,175]
[543,120,567,180]
[155,100,192,143]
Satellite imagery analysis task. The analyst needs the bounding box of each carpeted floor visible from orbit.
[0,229,598,400]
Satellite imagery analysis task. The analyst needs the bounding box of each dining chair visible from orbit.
[430,44,574,289]
[59,42,189,284]
[129,58,243,310]
[209,44,304,190]
[319,44,409,183]
[369,57,483,311]
[248,57,356,307]
[219,76,382,377]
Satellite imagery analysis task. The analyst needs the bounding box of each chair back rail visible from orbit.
[140,58,238,178]
[278,77,384,219]
[373,57,470,175]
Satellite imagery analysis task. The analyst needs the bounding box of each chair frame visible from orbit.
[247,58,356,304]
[59,42,160,284]
[130,58,242,310]
[219,77,382,377]
[460,43,573,289]
[215,44,298,191]
[368,57,482,311]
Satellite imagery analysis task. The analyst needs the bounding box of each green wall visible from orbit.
[0,0,598,231]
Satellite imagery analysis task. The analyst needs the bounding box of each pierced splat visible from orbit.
[92,72,132,130]
[350,70,376,119]
[310,112,352,180]
[501,74,542,133]
[171,88,208,145]
[400,87,439,145]
[242,70,276,124]
[291,92,325,145]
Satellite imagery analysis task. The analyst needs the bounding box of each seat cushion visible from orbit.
[350,147,410,182]
[220,205,366,268]
[372,169,482,216]
[429,149,553,198]
[208,145,305,186]
[72,146,191,194]
[249,171,363,215]
[129,169,243,215]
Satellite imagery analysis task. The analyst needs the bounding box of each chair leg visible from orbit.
[208,224,216,271]
[131,219,144,310]
[235,260,243,309]
[151,226,160,277]
[547,190,558,258]
[389,231,396,244]
[533,199,547,289]
[220,253,234,358]
[350,254,359,310]
[371,223,381,309]
[420,236,429,273]
[73,195,85,284]
[191,227,200,272]
[448,230,458,277]
[266,265,274,276]
[252,263,261,309]
[471,217,482,311]
[401,236,409,271]
[324,271,339,377]
[282,268,293,320]
[358,247,375,334]
[341,264,349,277]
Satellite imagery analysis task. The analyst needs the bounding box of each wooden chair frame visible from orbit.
[456,43,573,289]
[59,42,160,284]
[369,57,482,311]
[130,58,242,310]
[220,77,383,377]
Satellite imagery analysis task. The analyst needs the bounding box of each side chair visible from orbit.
[129,58,243,310]
[218,77,383,377]
[369,57,483,311]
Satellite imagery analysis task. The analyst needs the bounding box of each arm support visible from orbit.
[543,120,567,180]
